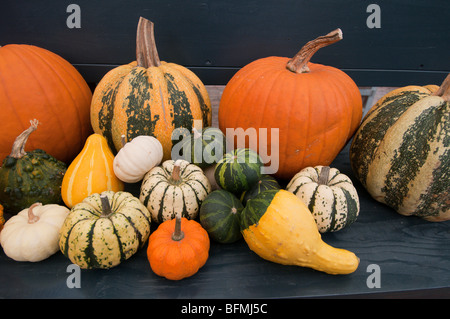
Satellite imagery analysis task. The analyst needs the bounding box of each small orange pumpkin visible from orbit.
[147,216,209,280]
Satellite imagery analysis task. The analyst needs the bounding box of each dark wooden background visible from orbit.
[1,0,449,87]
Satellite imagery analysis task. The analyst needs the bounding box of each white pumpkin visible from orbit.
[286,166,360,233]
[113,135,164,183]
[0,203,70,262]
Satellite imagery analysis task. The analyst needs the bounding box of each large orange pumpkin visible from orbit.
[218,29,362,180]
[0,44,93,164]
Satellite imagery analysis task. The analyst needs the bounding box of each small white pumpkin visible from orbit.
[113,135,164,183]
[286,166,360,233]
[0,203,70,262]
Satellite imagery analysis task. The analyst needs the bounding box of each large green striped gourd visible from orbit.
[59,191,152,269]
[199,190,243,243]
[139,159,211,223]
[350,75,450,222]
[214,148,263,195]
[286,166,359,233]
[90,18,211,160]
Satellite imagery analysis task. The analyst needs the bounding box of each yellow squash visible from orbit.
[240,189,359,275]
[61,134,124,208]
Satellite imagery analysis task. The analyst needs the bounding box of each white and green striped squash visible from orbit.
[350,75,450,222]
[214,148,263,195]
[139,159,211,223]
[59,191,152,269]
[286,166,360,233]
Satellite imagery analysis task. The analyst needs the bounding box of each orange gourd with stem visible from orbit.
[147,214,210,280]
[219,29,362,180]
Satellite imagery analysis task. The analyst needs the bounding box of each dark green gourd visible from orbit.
[0,120,67,214]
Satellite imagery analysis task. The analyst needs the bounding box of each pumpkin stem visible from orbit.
[318,166,331,185]
[171,160,183,182]
[172,215,185,241]
[136,17,161,68]
[10,119,39,159]
[100,194,113,217]
[120,134,126,147]
[27,202,42,224]
[433,73,450,101]
[286,29,343,74]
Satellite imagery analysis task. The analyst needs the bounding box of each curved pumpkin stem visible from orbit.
[432,73,450,101]
[27,202,42,224]
[10,119,39,159]
[286,29,343,74]
[136,17,161,68]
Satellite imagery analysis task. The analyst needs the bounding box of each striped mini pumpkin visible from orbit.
[139,159,211,223]
[214,148,263,195]
[61,134,124,209]
[59,191,152,269]
[286,166,359,233]
[90,18,211,160]
[350,75,450,222]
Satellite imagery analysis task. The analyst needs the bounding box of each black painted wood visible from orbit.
[1,0,449,86]
[1,142,449,299]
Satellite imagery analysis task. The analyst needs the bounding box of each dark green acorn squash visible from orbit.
[240,174,281,205]
[199,189,243,243]
[0,120,67,214]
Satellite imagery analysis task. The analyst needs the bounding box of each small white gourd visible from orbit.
[0,203,70,262]
[113,135,164,183]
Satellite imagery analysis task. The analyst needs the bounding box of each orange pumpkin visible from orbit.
[147,216,210,280]
[0,44,93,164]
[218,29,362,180]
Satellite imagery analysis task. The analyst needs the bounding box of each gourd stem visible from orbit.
[100,194,113,217]
[286,29,343,74]
[27,203,41,224]
[10,119,39,159]
[192,127,202,139]
[171,160,183,182]
[318,166,331,185]
[172,215,185,241]
[120,134,126,147]
[433,73,450,101]
[136,17,161,68]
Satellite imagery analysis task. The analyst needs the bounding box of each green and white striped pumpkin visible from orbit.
[350,76,450,222]
[59,191,152,269]
[214,148,263,195]
[199,189,243,244]
[286,166,359,233]
[139,159,211,223]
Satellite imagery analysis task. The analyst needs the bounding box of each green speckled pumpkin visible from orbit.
[59,191,152,269]
[0,120,66,214]
[90,18,211,160]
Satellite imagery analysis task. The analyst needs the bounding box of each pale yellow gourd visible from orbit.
[61,134,124,208]
[113,135,163,183]
[0,203,70,262]
[240,189,359,275]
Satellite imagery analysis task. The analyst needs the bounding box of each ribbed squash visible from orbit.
[240,189,359,275]
[286,166,359,233]
[199,190,243,243]
[214,148,263,195]
[350,74,450,222]
[90,18,211,160]
[59,191,152,269]
[139,159,211,223]
[61,134,124,209]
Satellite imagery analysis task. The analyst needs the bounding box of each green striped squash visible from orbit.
[350,76,450,222]
[199,190,243,243]
[286,166,359,233]
[90,18,211,160]
[176,126,227,168]
[240,174,281,206]
[59,191,152,269]
[214,148,263,195]
[139,159,211,223]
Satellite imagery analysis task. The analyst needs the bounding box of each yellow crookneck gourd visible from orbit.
[61,134,124,208]
[240,189,359,275]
